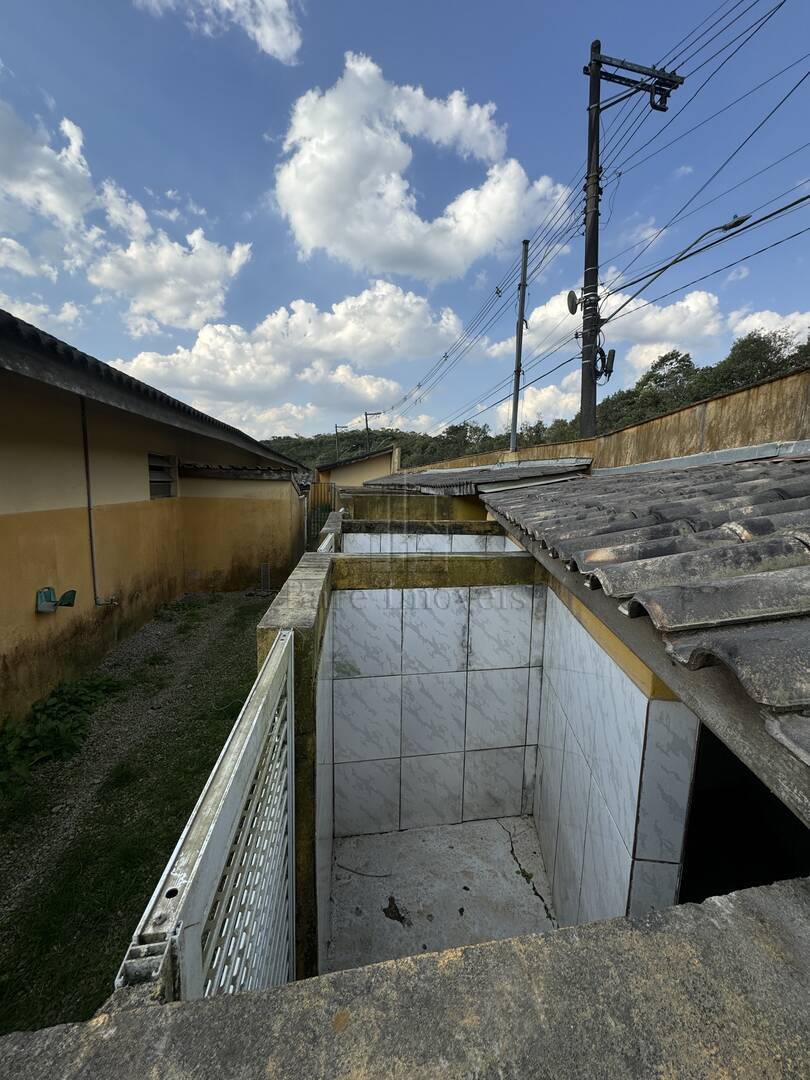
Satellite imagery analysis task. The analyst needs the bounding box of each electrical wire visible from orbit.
[605,224,810,328]
[604,63,809,292]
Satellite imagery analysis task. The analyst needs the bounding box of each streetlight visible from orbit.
[602,213,751,325]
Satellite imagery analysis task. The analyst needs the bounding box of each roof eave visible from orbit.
[0,310,303,470]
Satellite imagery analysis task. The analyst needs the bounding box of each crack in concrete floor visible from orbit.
[325,816,557,973]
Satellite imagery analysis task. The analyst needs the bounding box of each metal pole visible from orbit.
[364,411,370,454]
[581,39,602,439]
[509,238,530,452]
[334,424,340,461]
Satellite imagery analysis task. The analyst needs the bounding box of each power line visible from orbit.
[605,224,810,328]
[602,191,810,321]
[605,62,809,293]
[610,50,810,179]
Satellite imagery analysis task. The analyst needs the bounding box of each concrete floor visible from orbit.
[325,816,557,972]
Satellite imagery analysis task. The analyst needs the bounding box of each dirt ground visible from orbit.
[0,590,273,1036]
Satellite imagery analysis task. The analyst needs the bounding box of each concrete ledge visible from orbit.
[3,878,808,1078]
[331,553,547,591]
[257,552,332,977]
[341,519,505,535]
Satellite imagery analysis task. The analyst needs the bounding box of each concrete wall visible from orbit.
[406,368,810,474]
[342,491,487,522]
[317,448,399,486]
[0,372,304,723]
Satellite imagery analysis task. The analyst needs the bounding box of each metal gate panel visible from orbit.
[117,630,295,1000]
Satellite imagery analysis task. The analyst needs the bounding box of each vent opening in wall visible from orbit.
[678,725,810,904]
[149,453,176,499]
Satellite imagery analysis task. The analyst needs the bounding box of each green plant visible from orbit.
[0,677,121,795]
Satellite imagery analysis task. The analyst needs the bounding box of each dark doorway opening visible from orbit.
[679,725,810,904]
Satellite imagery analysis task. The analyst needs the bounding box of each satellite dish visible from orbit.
[566,290,579,316]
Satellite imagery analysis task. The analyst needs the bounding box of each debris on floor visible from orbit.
[327,816,557,973]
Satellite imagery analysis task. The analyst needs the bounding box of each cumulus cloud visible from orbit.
[0,103,94,232]
[87,228,251,335]
[111,280,458,435]
[0,99,243,334]
[134,0,301,63]
[728,306,810,339]
[0,237,56,280]
[0,290,81,332]
[494,369,580,430]
[275,53,567,281]
[100,180,152,240]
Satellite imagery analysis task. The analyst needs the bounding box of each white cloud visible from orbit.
[111,280,459,434]
[100,180,152,240]
[88,228,251,335]
[624,341,678,376]
[155,206,181,222]
[494,368,580,430]
[0,237,57,280]
[0,103,94,232]
[728,306,810,339]
[674,164,694,178]
[134,0,301,63]
[725,265,750,283]
[275,52,567,282]
[197,399,322,437]
[0,290,81,332]
[299,359,401,404]
[601,288,725,347]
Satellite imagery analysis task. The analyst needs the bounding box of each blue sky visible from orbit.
[1,0,808,437]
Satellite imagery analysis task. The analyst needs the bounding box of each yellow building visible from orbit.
[0,310,305,724]
[314,444,400,486]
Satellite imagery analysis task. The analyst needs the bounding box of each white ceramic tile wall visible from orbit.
[543,590,647,851]
[535,591,698,926]
[628,860,681,916]
[343,530,515,555]
[330,584,546,838]
[636,701,699,863]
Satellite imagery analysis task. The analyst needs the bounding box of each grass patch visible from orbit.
[0,595,267,1035]
[0,677,122,797]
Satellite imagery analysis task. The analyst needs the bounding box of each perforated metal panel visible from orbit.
[200,693,292,995]
[117,631,295,1001]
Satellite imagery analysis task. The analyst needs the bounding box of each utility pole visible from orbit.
[364,410,382,453]
[334,424,340,461]
[580,41,602,440]
[509,238,530,452]
[578,42,684,437]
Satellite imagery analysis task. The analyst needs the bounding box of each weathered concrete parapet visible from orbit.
[3,877,809,1077]
[258,553,332,977]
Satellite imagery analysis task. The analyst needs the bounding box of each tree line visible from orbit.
[265,329,809,470]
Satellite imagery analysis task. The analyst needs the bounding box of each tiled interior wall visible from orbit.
[535,590,699,925]
[323,584,545,837]
[341,532,523,554]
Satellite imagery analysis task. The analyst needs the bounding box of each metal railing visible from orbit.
[116,630,295,1000]
[317,531,336,552]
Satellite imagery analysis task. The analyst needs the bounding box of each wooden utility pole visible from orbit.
[509,239,530,452]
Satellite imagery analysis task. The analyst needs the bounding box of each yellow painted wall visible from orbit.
[317,451,396,486]
[182,480,304,591]
[404,368,810,474]
[0,373,304,724]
